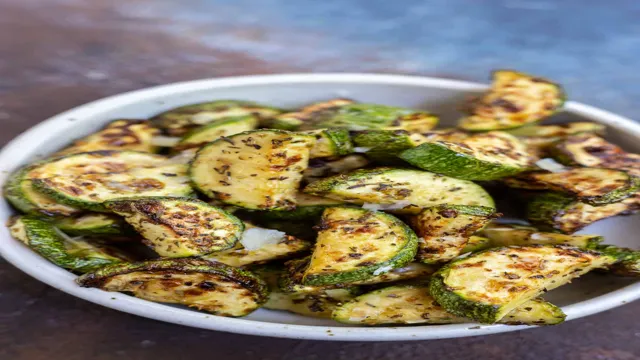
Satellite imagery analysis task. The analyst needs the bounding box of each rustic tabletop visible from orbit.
[1,1,640,359]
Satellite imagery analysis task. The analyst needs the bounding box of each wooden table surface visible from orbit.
[1,1,639,359]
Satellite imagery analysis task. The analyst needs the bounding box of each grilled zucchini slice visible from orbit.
[312,103,439,132]
[268,98,354,131]
[481,223,603,249]
[504,168,640,205]
[258,193,345,221]
[8,216,128,272]
[151,100,282,136]
[302,207,418,286]
[430,245,616,323]
[332,284,565,326]
[459,70,565,131]
[106,197,244,257]
[4,164,81,216]
[303,129,353,158]
[54,213,134,236]
[57,119,160,155]
[173,115,259,152]
[77,258,269,317]
[400,132,531,181]
[303,155,370,184]
[506,122,605,138]
[461,236,492,253]
[409,205,495,264]
[527,192,640,234]
[190,130,314,210]
[30,151,193,212]
[304,167,495,214]
[551,133,640,176]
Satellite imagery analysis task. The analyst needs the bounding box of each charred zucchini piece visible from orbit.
[268,98,354,131]
[609,258,640,277]
[173,115,259,152]
[54,213,134,236]
[304,167,495,214]
[430,245,616,323]
[8,216,128,272]
[303,155,370,184]
[302,207,418,286]
[459,70,565,131]
[106,197,244,257]
[258,193,345,221]
[551,134,640,176]
[312,103,439,132]
[151,100,282,136]
[190,130,314,210]
[400,132,531,181]
[30,151,193,212]
[506,122,605,138]
[332,284,565,326]
[461,236,492,253]
[4,164,81,216]
[77,258,269,317]
[504,168,640,205]
[527,192,640,234]
[409,205,495,264]
[481,223,603,249]
[58,119,160,155]
[303,129,353,158]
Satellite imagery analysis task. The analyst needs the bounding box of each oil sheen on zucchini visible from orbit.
[304,167,495,214]
[29,150,193,212]
[527,192,640,234]
[400,131,531,181]
[173,115,259,152]
[57,119,160,155]
[8,216,128,273]
[333,284,565,326]
[268,98,354,131]
[504,168,640,205]
[430,245,616,323]
[302,207,418,286]
[459,70,565,131]
[106,197,244,257]
[311,103,439,132]
[190,130,314,210]
[77,258,269,317]
[409,205,495,263]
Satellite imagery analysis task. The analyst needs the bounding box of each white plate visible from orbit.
[1,73,639,341]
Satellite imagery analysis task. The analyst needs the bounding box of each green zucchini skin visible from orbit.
[302,207,418,286]
[305,128,353,158]
[54,213,135,237]
[10,216,127,273]
[352,130,418,163]
[268,98,354,131]
[313,104,438,132]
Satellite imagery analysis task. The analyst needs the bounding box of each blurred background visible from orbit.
[2,1,640,359]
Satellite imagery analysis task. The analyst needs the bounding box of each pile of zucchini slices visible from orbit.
[5,70,640,325]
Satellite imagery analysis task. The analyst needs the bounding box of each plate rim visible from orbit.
[1,72,639,341]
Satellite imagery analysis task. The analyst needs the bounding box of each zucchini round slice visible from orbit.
[303,155,370,184]
[430,245,616,323]
[28,151,193,212]
[458,70,565,132]
[312,103,438,132]
[303,129,353,158]
[173,115,259,152]
[8,216,128,273]
[332,284,565,326]
[481,224,603,249]
[409,205,495,264]
[4,165,81,216]
[302,207,418,286]
[106,197,244,257]
[151,100,282,136]
[304,167,495,214]
[58,119,160,155]
[268,98,354,131]
[54,213,134,236]
[504,168,640,206]
[527,192,640,234]
[77,258,269,317]
[400,132,531,181]
[190,130,314,210]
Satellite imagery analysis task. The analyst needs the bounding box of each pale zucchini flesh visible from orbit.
[190,130,314,210]
[430,245,616,323]
[459,70,565,131]
[506,122,605,138]
[202,233,312,267]
[303,129,353,158]
[268,98,354,131]
[302,207,418,286]
[57,119,160,155]
[106,197,244,257]
[303,155,370,184]
[77,258,269,317]
[54,213,134,236]
[400,132,531,181]
[304,167,495,214]
[409,205,495,264]
[461,236,492,253]
[173,115,259,152]
[481,224,603,249]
